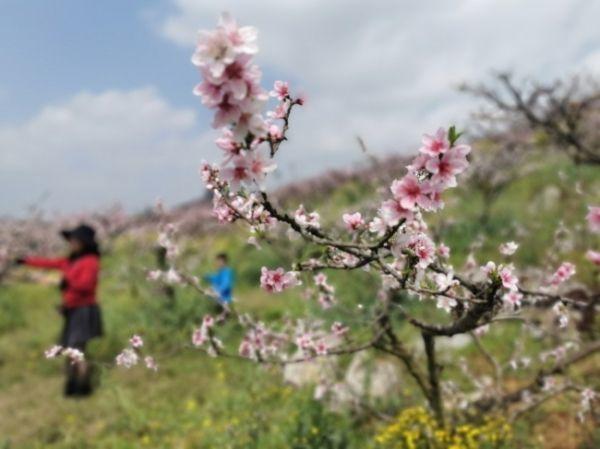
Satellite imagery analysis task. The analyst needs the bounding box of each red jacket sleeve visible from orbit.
[65,257,98,294]
[24,257,69,270]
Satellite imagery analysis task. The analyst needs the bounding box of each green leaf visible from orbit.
[448,125,464,146]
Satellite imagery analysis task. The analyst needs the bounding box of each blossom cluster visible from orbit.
[548,262,576,287]
[238,320,288,361]
[115,335,158,371]
[313,273,336,309]
[192,13,292,191]
[44,345,84,364]
[260,267,301,293]
[192,315,224,357]
[180,13,600,427]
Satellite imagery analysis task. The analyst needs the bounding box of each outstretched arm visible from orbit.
[22,257,68,270]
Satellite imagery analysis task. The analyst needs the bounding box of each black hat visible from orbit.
[60,224,97,245]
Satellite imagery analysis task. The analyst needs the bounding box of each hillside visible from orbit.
[0,153,598,449]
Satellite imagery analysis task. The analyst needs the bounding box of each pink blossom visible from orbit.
[165,268,182,285]
[144,356,158,371]
[578,388,597,422]
[549,262,576,286]
[268,124,283,141]
[342,212,365,231]
[238,338,253,358]
[436,296,457,313]
[318,293,336,309]
[199,161,220,190]
[270,80,289,100]
[437,243,450,259]
[260,267,300,293]
[219,12,259,56]
[221,155,251,188]
[406,153,429,174]
[390,175,429,210]
[231,106,267,140]
[341,253,359,266]
[585,250,600,266]
[193,79,225,107]
[482,261,496,275]
[331,321,349,336]
[503,291,523,309]
[434,272,458,291]
[313,273,328,287]
[267,102,288,120]
[192,327,207,347]
[191,27,237,78]
[62,348,85,363]
[212,198,236,223]
[116,348,138,368]
[215,129,242,160]
[296,333,313,351]
[586,206,600,233]
[421,181,445,211]
[203,315,215,328]
[424,145,470,188]
[294,204,321,228]
[212,95,242,129]
[247,150,277,187]
[44,345,63,359]
[368,217,387,237]
[129,335,144,348]
[499,241,519,256]
[191,13,257,77]
[203,55,261,102]
[500,266,519,291]
[314,340,328,355]
[419,127,449,156]
[552,302,569,328]
[380,199,413,226]
[406,233,436,268]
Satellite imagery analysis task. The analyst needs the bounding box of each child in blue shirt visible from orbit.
[204,253,234,306]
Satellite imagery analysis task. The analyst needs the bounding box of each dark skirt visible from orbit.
[60,304,103,348]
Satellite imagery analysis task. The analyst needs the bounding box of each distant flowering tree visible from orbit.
[0,204,128,283]
[144,13,599,428]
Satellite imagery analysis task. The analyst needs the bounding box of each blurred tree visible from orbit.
[461,73,600,165]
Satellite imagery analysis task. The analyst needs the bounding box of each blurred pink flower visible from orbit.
[587,206,600,233]
[270,80,289,100]
[342,212,365,231]
[500,266,519,291]
[549,262,576,286]
[585,249,600,266]
[260,267,300,293]
[419,127,449,156]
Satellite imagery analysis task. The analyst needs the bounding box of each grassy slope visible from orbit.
[0,156,598,449]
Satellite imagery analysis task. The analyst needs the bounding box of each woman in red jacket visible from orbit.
[17,224,103,397]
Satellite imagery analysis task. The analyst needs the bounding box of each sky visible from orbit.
[1,0,600,216]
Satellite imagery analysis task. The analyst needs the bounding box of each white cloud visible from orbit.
[0,87,216,216]
[158,0,600,176]
[5,1,600,216]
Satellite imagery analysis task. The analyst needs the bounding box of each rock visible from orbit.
[436,334,472,351]
[344,352,403,399]
[326,382,357,413]
[283,352,337,387]
[541,185,561,210]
